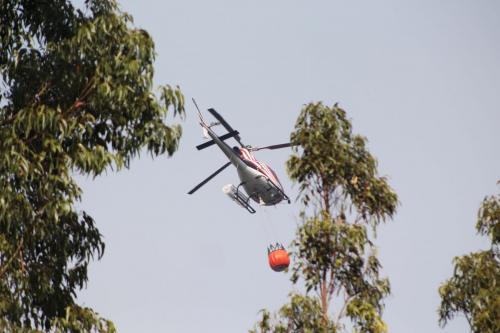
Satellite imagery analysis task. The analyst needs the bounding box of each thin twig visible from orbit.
[0,237,24,278]
[336,292,360,322]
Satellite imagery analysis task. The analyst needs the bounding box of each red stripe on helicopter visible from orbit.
[239,148,283,189]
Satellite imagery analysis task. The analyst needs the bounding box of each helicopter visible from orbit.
[188,99,294,214]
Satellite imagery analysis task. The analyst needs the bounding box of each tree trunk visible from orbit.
[320,275,329,323]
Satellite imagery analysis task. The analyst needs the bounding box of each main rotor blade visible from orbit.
[207,108,245,147]
[251,143,296,151]
[196,130,240,150]
[187,161,232,195]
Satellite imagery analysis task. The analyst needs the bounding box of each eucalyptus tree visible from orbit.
[0,0,183,331]
[250,102,398,333]
[438,183,500,333]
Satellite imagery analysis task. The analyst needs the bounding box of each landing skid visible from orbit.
[234,182,256,214]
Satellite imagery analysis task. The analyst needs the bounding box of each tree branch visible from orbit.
[336,292,360,322]
[0,237,24,278]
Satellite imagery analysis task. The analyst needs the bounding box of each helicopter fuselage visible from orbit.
[203,124,287,206]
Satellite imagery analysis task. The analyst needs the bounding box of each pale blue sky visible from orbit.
[76,1,500,332]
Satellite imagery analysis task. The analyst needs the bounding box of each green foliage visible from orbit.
[438,184,500,333]
[249,294,336,333]
[477,188,500,244]
[251,103,397,333]
[0,0,184,331]
[292,215,391,332]
[345,298,388,333]
[286,102,397,225]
